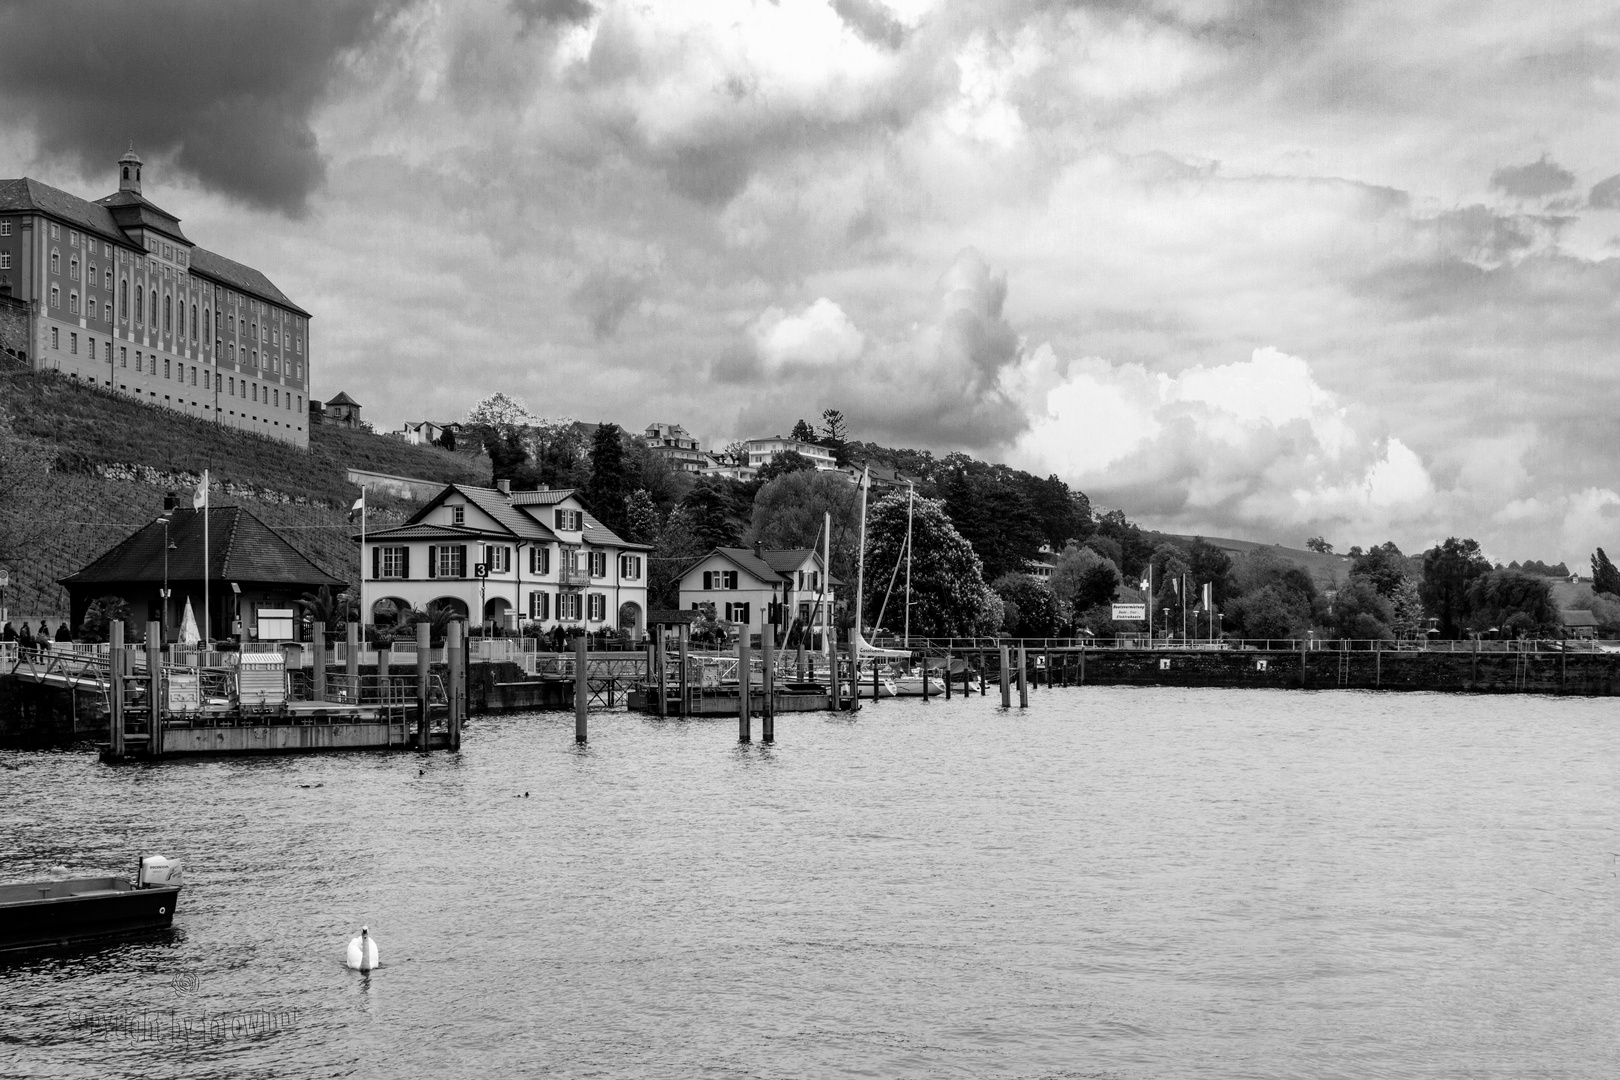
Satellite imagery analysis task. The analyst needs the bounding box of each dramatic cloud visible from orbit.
[1489,156,1577,200]
[750,299,866,372]
[0,1,402,214]
[1589,173,1620,210]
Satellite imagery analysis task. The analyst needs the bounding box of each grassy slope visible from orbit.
[2,365,490,617]
[1169,534,1358,591]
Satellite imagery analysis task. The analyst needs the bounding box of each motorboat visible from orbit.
[0,856,182,954]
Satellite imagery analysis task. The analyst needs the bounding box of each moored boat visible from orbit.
[0,856,182,955]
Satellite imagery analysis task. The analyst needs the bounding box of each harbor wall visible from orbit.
[0,676,106,748]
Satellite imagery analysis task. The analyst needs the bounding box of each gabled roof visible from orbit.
[509,489,575,507]
[400,484,557,542]
[0,177,129,246]
[60,507,343,589]
[758,548,821,575]
[358,523,493,542]
[580,513,649,551]
[1560,609,1600,627]
[685,547,841,586]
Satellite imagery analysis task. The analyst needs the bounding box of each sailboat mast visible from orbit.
[902,483,913,648]
[852,468,868,700]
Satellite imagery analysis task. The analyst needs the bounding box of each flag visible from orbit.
[192,474,207,510]
[858,464,871,491]
[1202,582,1212,610]
[1139,577,1150,592]
[349,492,365,523]
[1172,577,1181,597]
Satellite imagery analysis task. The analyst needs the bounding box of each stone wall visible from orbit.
[0,292,31,363]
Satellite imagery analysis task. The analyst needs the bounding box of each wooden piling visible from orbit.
[1045,647,1052,688]
[377,637,391,711]
[109,621,125,758]
[980,650,986,695]
[945,647,952,699]
[446,619,464,751]
[313,620,327,702]
[416,621,431,749]
[762,632,775,743]
[738,635,752,743]
[1017,645,1029,707]
[655,627,668,717]
[346,622,360,698]
[146,621,162,758]
[999,644,1011,707]
[921,650,930,701]
[574,633,588,743]
[679,622,691,715]
[797,640,807,682]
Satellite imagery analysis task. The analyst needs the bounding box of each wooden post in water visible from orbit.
[1299,636,1307,688]
[574,633,588,743]
[377,637,390,712]
[1045,646,1052,688]
[655,626,668,717]
[346,622,360,701]
[762,631,775,743]
[999,644,1011,707]
[446,619,463,750]
[921,649,930,701]
[416,621,431,749]
[980,650,987,695]
[108,620,124,758]
[679,622,691,715]
[797,638,806,682]
[944,647,952,699]
[146,621,162,758]
[1017,644,1029,708]
[1374,639,1381,689]
[738,634,752,743]
[644,639,657,714]
[312,620,326,702]
[1080,643,1086,685]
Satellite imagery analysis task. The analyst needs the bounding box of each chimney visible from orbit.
[163,493,178,511]
[496,479,511,495]
[753,539,763,559]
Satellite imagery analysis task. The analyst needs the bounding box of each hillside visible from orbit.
[0,363,490,618]
[1176,535,1357,591]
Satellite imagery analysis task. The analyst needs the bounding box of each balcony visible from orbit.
[558,564,589,586]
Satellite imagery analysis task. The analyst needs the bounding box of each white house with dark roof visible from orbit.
[677,545,840,643]
[357,482,650,636]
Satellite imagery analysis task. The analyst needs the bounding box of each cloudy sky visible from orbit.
[4,0,1619,563]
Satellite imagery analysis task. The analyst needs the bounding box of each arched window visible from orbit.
[70,258,78,281]
[120,279,129,318]
[50,250,59,273]
[204,309,211,338]
[135,284,143,323]
[191,304,198,339]
[122,166,129,181]
[164,294,172,333]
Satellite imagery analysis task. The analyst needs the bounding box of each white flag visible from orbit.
[349,492,365,522]
[192,473,207,510]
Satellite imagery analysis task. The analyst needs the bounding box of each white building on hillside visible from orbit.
[743,436,837,471]
[677,546,839,644]
[357,482,650,636]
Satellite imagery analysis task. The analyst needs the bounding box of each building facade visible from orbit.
[643,422,712,473]
[0,151,313,446]
[743,436,837,471]
[358,483,651,637]
[677,546,839,644]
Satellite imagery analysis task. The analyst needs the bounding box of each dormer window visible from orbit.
[555,509,583,531]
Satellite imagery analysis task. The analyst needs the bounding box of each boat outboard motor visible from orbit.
[137,856,183,889]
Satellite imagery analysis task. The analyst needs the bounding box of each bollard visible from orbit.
[346,622,360,702]
[738,635,752,742]
[416,621,431,749]
[109,621,125,759]
[446,619,463,751]
[574,633,588,743]
[762,632,775,743]
[1017,645,1029,708]
[999,644,1011,707]
[146,621,162,758]
[313,620,327,702]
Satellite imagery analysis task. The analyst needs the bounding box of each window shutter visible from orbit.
[401,548,410,578]
[542,592,550,620]
[428,545,437,578]
[372,546,380,580]
[703,571,712,590]
[554,508,563,529]
[529,547,536,574]
[505,547,512,573]
[457,545,468,578]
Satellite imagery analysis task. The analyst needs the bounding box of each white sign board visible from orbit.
[167,673,201,711]
[1111,603,1147,621]
[256,608,297,642]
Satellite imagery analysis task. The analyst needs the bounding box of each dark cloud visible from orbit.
[0,1,404,215]
[1589,173,1620,209]
[510,0,594,31]
[1489,155,1576,199]
[571,269,643,340]
[830,0,908,50]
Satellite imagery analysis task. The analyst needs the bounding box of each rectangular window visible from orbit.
[191,367,198,386]
[724,602,752,624]
[559,593,583,621]
[488,546,511,573]
[203,371,210,389]
[69,333,77,354]
[51,327,58,349]
[164,359,171,378]
[87,339,95,360]
[436,546,466,578]
[0,253,9,270]
[252,384,257,401]
[50,286,59,307]
[120,347,127,368]
[0,222,9,235]
[451,505,465,526]
[273,389,279,406]
[379,546,408,578]
[588,550,607,577]
[529,546,551,575]
[588,593,606,621]
[528,591,551,620]
[554,508,583,531]
[619,554,642,580]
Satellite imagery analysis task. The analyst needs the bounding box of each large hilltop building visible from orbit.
[0,150,313,447]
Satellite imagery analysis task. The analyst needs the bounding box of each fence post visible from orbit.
[346,622,360,702]
[109,621,124,759]
[655,625,668,717]
[447,619,463,751]
[574,633,588,743]
[146,621,162,758]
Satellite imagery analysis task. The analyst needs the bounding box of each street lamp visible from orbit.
[157,512,177,645]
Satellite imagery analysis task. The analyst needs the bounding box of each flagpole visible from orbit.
[360,491,367,637]
[202,469,210,646]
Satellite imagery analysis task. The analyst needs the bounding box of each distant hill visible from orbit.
[1168,534,1357,591]
[0,362,489,619]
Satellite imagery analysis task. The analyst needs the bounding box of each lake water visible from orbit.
[2,688,1616,1079]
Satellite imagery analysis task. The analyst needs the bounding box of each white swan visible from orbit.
[346,926,379,971]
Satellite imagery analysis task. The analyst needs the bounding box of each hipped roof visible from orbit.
[60,506,343,590]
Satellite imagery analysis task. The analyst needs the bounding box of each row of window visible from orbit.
[371,544,642,581]
[700,568,821,591]
[43,330,302,410]
[527,592,608,622]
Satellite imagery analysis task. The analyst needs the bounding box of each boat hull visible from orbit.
[0,877,181,955]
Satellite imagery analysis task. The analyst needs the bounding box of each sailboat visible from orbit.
[850,472,947,698]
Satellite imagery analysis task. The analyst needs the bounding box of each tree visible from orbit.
[648,506,709,610]
[747,470,860,583]
[298,585,355,630]
[819,408,849,466]
[992,573,1062,637]
[1420,537,1492,638]
[435,428,457,451]
[756,449,817,485]
[862,493,994,638]
[1592,548,1620,597]
[1350,541,1408,597]
[483,427,530,488]
[1305,536,1334,554]
[1049,545,1120,613]
[790,418,818,443]
[623,489,660,544]
[1389,578,1425,638]
[680,479,747,549]
[1186,537,1234,608]
[587,423,632,534]
[1465,569,1559,637]
[1327,577,1394,641]
[466,392,534,431]
[1224,547,1323,640]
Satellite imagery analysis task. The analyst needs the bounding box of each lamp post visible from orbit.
[157,512,177,645]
